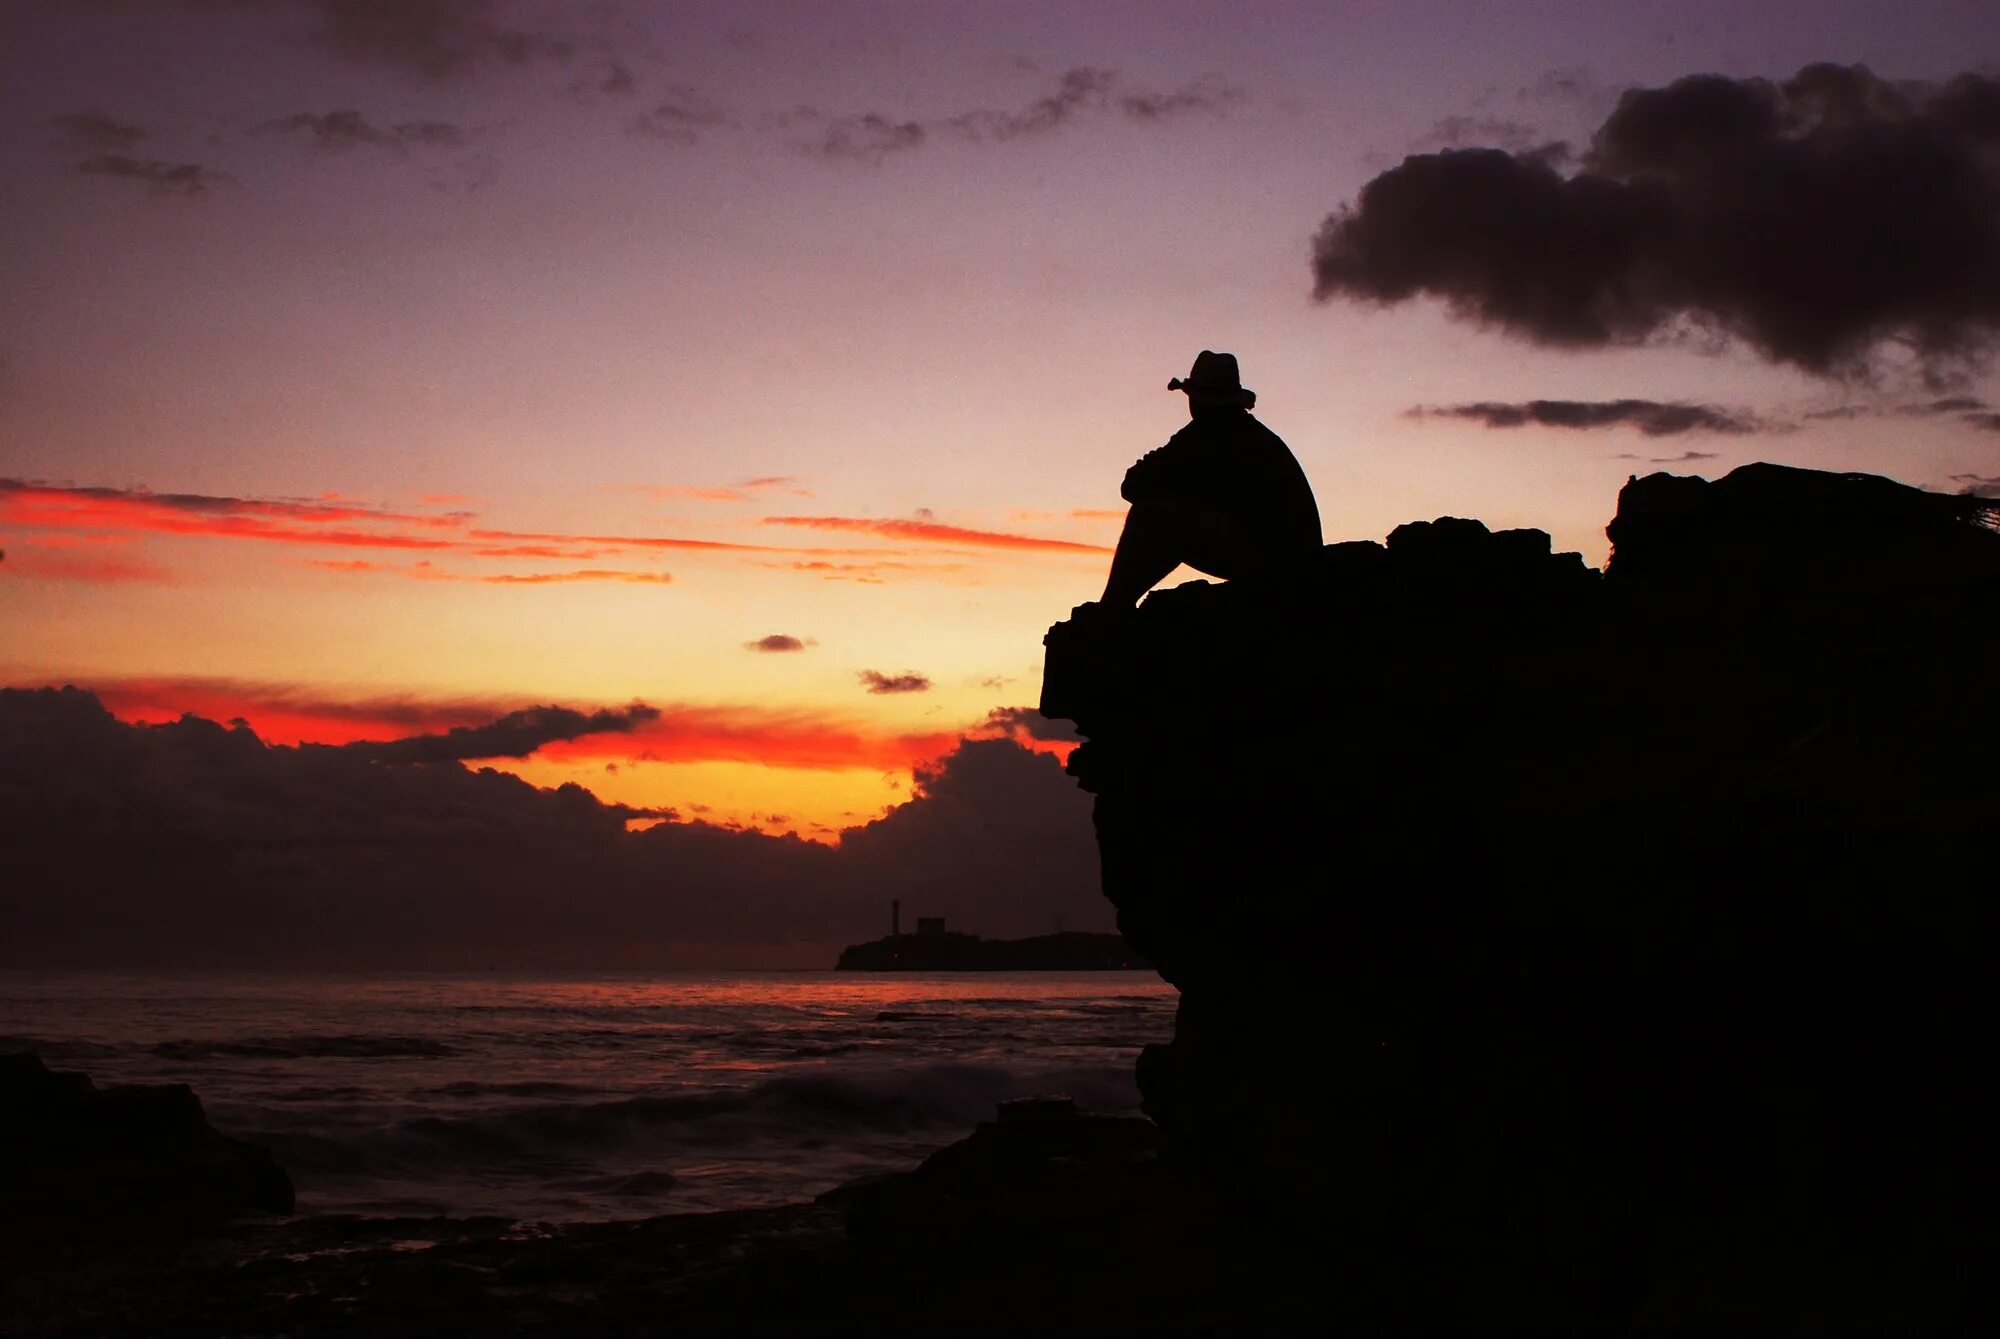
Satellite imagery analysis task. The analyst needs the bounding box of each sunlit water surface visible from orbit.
[1,970,1175,1221]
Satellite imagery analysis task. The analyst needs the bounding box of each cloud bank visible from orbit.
[803,66,1244,161]
[1313,64,2000,377]
[75,154,233,194]
[257,110,470,150]
[0,688,1108,967]
[1410,399,1765,436]
[341,703,661,763]
[858,670,930,695]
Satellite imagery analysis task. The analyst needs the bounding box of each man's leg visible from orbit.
[1101,499,1243,607]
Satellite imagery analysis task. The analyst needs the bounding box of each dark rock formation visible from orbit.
[1042,463,1995,1331]
[836,929,1150,970]
[0,1052,294,1243]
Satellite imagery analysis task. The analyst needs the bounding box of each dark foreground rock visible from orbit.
[0,1051,294,1242]
[0,1095,1266,1338]
[1042,462,1996,1333]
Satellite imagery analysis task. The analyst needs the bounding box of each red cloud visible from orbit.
[761,515,1110,554]
[1,481,466,551]
[66,676,957,771]
[0,549,176,584]
[87,678,504,746]
[303,558,389,574]
[611,477,814,502]
[466,526,788,553]
[301,558,672,584]
[478,569,672,585]
[4,480,1104,588]
[542,712,954,771]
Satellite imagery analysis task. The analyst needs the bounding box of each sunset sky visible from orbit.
[5,0,1997,840]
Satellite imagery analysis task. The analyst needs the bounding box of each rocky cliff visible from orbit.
[1041,462,1995,1330]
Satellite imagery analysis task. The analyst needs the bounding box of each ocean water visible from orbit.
[0,970,1177,1221]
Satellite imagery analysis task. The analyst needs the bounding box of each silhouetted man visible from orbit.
[1099,351,1322,606]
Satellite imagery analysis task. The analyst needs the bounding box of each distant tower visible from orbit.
[892,899,901,937]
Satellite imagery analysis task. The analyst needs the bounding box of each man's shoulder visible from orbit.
[1239,411,1288,444]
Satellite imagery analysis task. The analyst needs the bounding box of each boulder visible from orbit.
[0,1052,294,1242]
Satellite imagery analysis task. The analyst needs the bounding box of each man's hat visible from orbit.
[1168,350,1256,408]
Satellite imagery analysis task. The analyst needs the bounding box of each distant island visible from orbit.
[836,929,1151,971]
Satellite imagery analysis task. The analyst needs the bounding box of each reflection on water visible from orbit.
[0,970,1176,1221]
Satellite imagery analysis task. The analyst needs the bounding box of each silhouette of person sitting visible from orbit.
[1100,351,1322,607]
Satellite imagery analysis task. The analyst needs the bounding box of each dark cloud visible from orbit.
[74,154,233,194]
[1806,397,1996,425]
[78,0,572,78]
[306,0,572,77]
[1609,449,1720,464]
[1965,412,2000,432]
[836,738,1103,941]
[1951,473,2000,495]
[341,703,660,763]
[393,119,470,146]
[256,110,469,151]
[1411,114,1568,162]
[570,58,634,101]
[1411,399,1765,436]
[628,89,736,143]
[812,113,926,161]
[51,112,147,150]
[1313,64,2000,377]
[746,635,808,653]
[978,706,1081,744]
[859,670,931,695]
[0,688,1106,967]
[806,66,1243,162]
[1117,74,1246,123]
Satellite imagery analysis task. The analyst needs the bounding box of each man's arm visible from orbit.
[1120,436,1204,502]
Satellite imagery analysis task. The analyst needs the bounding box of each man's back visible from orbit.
[1122,406,1322,556]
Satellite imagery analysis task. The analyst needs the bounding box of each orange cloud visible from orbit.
[761,515,1110,554]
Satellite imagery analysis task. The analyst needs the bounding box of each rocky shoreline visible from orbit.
[2,1065,1236,1337]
